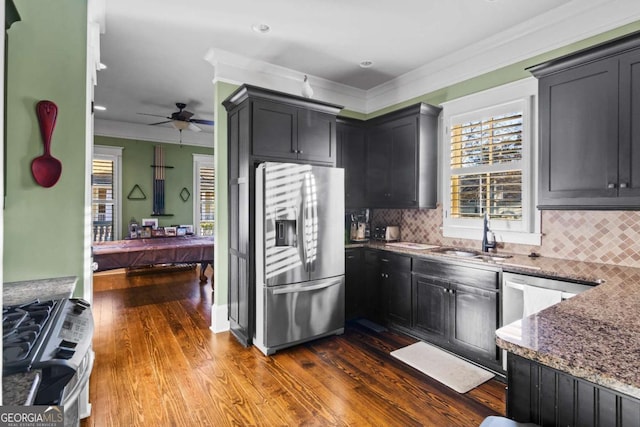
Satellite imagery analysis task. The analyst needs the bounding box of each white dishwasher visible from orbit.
[501,272,596,370]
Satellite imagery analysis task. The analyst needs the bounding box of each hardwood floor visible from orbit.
[82,268,505,426]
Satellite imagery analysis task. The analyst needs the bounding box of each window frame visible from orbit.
[441,78,541,246]
[92,145,123,241]
[193,153,215,237]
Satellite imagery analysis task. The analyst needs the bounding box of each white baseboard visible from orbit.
[210,303,230,333]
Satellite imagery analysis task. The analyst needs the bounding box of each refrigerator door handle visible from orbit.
[271,278,342,295]
[301,171,318,273]
[300,181,308,271]
[310,172,318,273]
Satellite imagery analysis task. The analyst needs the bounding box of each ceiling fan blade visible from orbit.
[148,120,172,126]
[137,112,170,119]
[188,123,202,132]
[190,118,214,126]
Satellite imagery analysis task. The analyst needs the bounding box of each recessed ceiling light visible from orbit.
[94,105,106,111]
[98,62,107,70]
[252,23,271,34]
[359,60,374,68]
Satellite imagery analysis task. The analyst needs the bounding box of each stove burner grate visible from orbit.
[2,300,57,367]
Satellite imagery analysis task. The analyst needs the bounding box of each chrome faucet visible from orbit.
[482,213,496,252]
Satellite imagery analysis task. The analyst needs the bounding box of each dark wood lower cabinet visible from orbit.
[450,282,499,363]
[411,258,500,370]
[508,353,640,426]
[380,253,412,327]
[412,274,448,345]
[345,248,364,320]
[345,250,501,371]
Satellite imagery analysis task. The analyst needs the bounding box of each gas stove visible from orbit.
[2,298,94,406]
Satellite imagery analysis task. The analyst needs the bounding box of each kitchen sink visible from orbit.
[442,249,479,257]
[430,247,512,261]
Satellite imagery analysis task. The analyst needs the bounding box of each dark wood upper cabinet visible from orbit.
[252,100,337,165]
[337,119,367,208]
[225,84,342,167]
[530,31,640,209]
[252,99,298,161]
[365,103,441,209]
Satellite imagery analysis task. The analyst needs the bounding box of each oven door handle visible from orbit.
[61,349,95,407]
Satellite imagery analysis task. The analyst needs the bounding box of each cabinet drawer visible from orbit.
[379,253,411,271]
[345,248,360,260]
[364,249,379,264]
[413,258,498,290]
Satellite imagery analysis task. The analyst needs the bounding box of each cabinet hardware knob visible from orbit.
[620,182,629,188]
[608,183,617,189]
[298,150,303,154]
[381,258,389,262]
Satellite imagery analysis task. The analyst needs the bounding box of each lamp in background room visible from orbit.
[301,75,314,98]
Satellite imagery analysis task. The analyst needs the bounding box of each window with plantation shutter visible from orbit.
[193,154,215,236]
[92,146,123,242]
[450,112,523,221]
[442,79,540,245]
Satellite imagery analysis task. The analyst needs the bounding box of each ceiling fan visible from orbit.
[138,102,214,133]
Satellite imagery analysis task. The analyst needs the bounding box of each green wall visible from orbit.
[94,136,214,238]
[3,0,87,291]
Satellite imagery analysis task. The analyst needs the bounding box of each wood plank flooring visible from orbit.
[82,268,505,426]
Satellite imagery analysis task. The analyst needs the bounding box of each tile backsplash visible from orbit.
[372,205,640,268]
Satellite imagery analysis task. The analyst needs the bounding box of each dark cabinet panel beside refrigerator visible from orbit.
[223,84,343,348]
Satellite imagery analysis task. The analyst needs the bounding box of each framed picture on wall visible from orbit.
[142,218,158,229]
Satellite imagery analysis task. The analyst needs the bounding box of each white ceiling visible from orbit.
[93,0,640,144]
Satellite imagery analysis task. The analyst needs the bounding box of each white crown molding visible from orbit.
[205,48,368,113]
[365,0,640,113]
[202,1,640,116]
[94,119,214,147]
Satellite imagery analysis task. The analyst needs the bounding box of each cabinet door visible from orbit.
[381,255,412,327]
[412,274,448,344]
[449,282,499,362]
[338,122,367,208]
[366,124,392,206]
[389,116,419,206]
[345,248,364,320]
[363,250,382,322]
[252,99,297,160]
[619,49,640,199]
[297,109,336,165]
[538,58,619,206]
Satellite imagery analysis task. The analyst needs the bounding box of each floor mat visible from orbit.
[391,341,494,393]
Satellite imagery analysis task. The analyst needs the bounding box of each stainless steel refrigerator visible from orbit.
[255,162,345,355]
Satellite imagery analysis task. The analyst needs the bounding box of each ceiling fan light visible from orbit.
[171,120,190,131]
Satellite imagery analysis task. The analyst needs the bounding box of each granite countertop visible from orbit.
[3,276,78,305]
[495,273,640,399]
[3,276,78,405]
[347,240,614,285]
[347,241,640,398]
